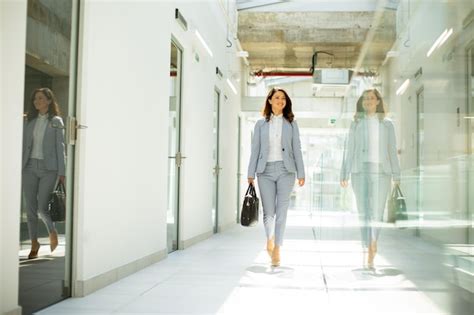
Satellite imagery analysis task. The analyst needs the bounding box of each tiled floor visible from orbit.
[37,211,473,314]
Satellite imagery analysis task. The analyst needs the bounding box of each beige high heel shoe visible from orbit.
[266,236,275,258]
[49,231,58,253]
[271,245,280,267]
[367,241,377,269]
[28,240,40,259]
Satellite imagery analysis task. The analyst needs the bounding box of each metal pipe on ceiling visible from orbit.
[253,71,312,77]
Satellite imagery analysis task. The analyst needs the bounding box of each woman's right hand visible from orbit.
[340,180,348,188]
[248,177,254,186]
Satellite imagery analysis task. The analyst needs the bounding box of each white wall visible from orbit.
[0,1,27,314]
[171,1,242,239]
[74,0,241,290]
[216,68,242,230]
[75,0,171,285]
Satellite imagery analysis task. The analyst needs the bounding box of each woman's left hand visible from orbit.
[298,178,305,187]
[59,176,65,184]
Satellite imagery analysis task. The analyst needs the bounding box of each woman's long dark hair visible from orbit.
[354,88,386,122]
[262,87,294,123]
[26,88,61,121]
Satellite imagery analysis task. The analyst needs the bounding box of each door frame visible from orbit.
[168,36,184,252]
[236,115,242,223]
[465,40,474,243]
[212,87,221,234]
[415,86,424,237]
[66,0,82,298]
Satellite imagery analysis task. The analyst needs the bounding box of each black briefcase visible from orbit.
[48,181,66,222]
[388,185,407,223]
[240,184,259,227]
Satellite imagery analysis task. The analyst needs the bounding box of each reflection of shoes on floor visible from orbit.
[49,231,58,253]
[362,248,368,268]
[367,241,377,269]
[28,242,40,259]
[367,248,374,268]
[271,246,280,267]
[266,236,275,258]
[371,241,377,254]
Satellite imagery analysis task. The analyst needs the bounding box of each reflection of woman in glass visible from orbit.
[247,87,305,267]
[22,88,66,259]
[340,89,400,269]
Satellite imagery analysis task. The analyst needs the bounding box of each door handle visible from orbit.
[169,152,186,167]
[213,165,222,175]
[66,117,88,145]
[65,116,76,145]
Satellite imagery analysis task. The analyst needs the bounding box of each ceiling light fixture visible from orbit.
[226,78,237,95]
[195,30,213,57]
[426,28,453,57]
[236,51,249,58]
[396,79,410,95]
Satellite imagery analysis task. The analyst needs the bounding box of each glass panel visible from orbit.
[416,88,424,235]
[167,41,181,253]
[236,116,242,223]
[19,0,78,313]
[468,47,474,244]
[240,1,473,311]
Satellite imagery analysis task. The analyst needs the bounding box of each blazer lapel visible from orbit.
[25,119,37,147]
[379,120,387,151]
[261,120,269,149]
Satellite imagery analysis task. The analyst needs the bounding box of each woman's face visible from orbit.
[33,92,50,114]
[363,91,379,114]
[269,91,287,114]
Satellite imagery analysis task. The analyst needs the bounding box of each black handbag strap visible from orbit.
[391,184,404,198]
[245,184,252,196]
[246,184,257,198]
[250,184,257,197]
[396,185,404,198]
[55,181,65,193]
[391,185,397,198]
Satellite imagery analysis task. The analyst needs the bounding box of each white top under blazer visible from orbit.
[267,114,283,162]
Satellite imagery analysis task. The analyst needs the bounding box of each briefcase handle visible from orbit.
[391,185,404,199]
[245,184,257,197]
[54,181,66,194]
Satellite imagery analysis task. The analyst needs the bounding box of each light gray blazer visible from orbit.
[340,117,401,181]
[22,116,66,176]
[248,117,305,179]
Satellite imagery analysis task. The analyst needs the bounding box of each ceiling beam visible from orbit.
[238,11,375,29]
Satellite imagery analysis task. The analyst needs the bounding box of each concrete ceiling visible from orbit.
[237,3,397,74]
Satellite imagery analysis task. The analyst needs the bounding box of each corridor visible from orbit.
[37,210,472,315]
[2,1,474,314]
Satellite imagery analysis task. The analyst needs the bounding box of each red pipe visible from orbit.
[253,71,312,77]
[254,70,375,77]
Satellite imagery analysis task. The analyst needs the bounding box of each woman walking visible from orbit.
[340,88,400,269]
[22,88,66,259]
[247,87,305,267]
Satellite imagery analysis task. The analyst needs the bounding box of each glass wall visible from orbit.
[240,0,473,312]
[19,0,79,314]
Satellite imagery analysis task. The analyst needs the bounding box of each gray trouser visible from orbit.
[257,161,295,246]
[351,162,391,248]
[22,158,57,240]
